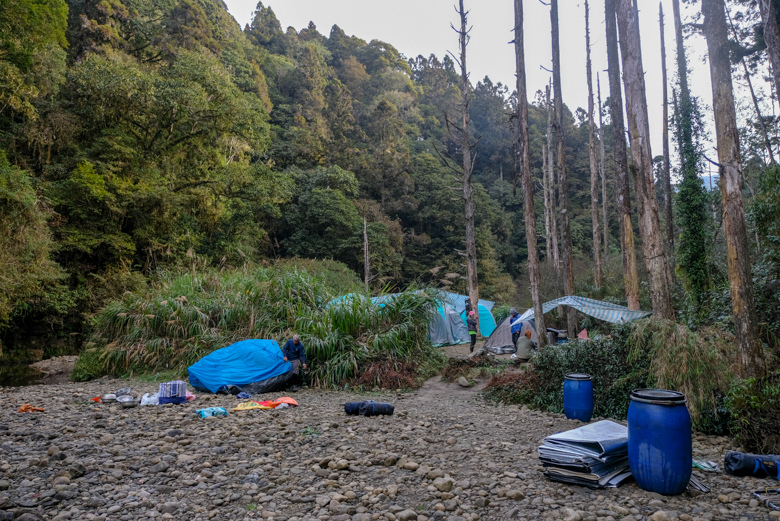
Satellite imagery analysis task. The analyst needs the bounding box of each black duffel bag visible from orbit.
[725,451,780,479]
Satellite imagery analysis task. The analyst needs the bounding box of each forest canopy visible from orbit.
[1,0,780,367]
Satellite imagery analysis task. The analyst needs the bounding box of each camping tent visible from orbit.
[459,303,497,336]
[188,339,292,394]
[439,291,495,313]
[329,291,489,345]
[430,303,470,346]
[483,316,537,352]
[511,296,651,326]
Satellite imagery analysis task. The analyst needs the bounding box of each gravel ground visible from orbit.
[0,374,776,521]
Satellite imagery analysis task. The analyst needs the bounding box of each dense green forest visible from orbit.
[2,0,780,364]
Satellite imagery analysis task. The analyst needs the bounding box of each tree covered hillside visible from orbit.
[1,0,612,353]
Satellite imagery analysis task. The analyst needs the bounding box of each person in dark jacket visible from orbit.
[282,334,306,392]
[467,311,478,353]
[509,308,522,347]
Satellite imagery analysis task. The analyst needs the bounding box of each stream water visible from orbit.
[0,363,44,387]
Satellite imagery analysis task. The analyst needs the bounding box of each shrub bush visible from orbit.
[485,324,651,419]
[726,374,780,453]
[485,319,736,430]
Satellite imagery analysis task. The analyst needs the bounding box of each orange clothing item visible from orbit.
[268,397,298,408]
[18,404,44,413]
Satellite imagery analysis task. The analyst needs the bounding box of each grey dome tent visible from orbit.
[430,303,470,346]
[483,315,538,354]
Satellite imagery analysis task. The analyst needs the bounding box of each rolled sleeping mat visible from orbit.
[344,401,394,416]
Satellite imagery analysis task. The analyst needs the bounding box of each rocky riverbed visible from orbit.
[0,376,776,521]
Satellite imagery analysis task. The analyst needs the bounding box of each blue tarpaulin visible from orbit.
[510,296,651,326]
[188,339,291,394]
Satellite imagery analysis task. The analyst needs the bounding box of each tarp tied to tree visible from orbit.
[511,296,651,325]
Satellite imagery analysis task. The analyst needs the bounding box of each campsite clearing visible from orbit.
[0,374,768,521]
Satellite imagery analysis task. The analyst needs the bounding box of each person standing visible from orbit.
[282,334,307,392]
[509,308,522,347]
[467,311,478,353]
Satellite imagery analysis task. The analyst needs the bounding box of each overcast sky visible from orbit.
[223,0,765,169]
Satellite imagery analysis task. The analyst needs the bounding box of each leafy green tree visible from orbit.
[0,152,64,328]
[0,0,68,119]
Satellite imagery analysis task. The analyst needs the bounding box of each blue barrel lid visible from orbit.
[630,388,686,405]
[565,373,591,381]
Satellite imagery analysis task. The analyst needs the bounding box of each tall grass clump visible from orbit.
[628,318,735,429]
[75,260,443,389]
[726,373,780,453]
[300,290,445,388]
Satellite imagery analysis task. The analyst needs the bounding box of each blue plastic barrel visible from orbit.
[628,389,692,495]
[563,373,593,422]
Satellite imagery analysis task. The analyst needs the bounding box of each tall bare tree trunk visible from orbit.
[702,0,765,376]
[454,0,480,335]
[363,217,370,291]
[551,0,577,338]
[598,74,609,264]
[759,0,780,101]
[542,128,552,262]
[615,0,675,320]
[546,84,560,273]
[660,3,674,254]
[514,0,547,347]
[605,0,641,310]
[586,0,603,290]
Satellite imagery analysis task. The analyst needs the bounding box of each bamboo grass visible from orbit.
[79,264,443,388]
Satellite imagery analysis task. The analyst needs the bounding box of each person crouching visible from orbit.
[515,329,535,362]
[283,334,307,392]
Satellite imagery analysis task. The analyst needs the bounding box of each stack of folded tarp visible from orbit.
[539,420,632,488]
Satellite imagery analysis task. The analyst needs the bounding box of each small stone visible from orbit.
[446,437,457,445]
[718,494,730,504]
[403,461,419,471]
[649,512,672,521]
[474,497,489,508]
[432,477,453,493]
[457,377,471,387]
[150,461,169,473]
[505,490,525,501]
[561,509,582,521]
[160,502,181,514]
[396,510,417,521]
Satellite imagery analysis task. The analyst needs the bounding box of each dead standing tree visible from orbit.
[605,0,641,310]
[586,0,604,290]
[545,83,560,273]
[597,74,609,264]
[513,0,547,347]
[437,0,481,334]
[551,0,577,338]
[660,3,674,254]
[615,0,675,320]
[701,0,765,376]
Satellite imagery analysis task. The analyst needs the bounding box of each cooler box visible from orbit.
[159,380,187,404]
